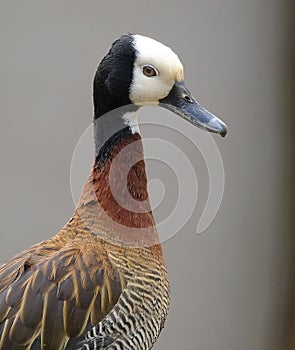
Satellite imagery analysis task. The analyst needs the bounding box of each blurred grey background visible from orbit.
[0,1,293,349]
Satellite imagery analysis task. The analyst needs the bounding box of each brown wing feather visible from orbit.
[0,234,124,350]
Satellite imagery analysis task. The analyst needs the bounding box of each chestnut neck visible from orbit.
[76,123,160,247]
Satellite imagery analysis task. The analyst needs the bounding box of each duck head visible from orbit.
[93,33,227,137]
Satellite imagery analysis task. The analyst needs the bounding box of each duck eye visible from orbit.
[143,65,157,77]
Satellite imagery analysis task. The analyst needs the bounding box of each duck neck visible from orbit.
[77,120,159,247]
[93,106,139,161]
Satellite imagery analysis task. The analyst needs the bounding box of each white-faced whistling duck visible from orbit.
[0,34,227,350]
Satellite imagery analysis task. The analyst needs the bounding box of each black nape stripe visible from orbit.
[95,126,131,166]
[93,34,136,120]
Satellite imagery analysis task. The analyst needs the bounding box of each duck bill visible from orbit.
[159,82,228,137]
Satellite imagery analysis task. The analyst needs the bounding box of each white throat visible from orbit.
[123,110,140,134]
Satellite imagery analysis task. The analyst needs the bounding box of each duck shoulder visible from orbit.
[0,214,125,350]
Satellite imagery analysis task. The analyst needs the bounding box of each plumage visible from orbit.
[0,33,227,349]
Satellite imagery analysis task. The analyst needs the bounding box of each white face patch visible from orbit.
[129,35,184,106]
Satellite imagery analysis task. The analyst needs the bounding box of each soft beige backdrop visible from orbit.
[0,1,293,349]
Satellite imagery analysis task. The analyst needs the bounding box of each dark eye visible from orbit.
[143,65,157,77]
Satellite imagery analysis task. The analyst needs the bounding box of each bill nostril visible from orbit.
[183,94,192,103]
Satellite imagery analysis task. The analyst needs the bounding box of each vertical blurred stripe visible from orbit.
[287,0,295,346]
